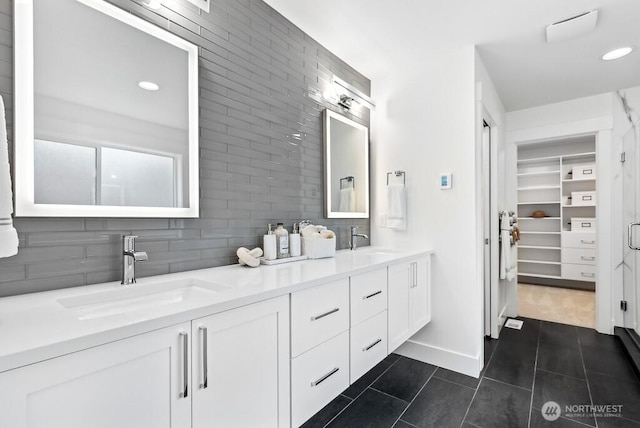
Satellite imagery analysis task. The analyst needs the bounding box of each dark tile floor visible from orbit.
[302,318,640,428]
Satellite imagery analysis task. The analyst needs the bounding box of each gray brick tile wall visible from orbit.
[0,0,371,297]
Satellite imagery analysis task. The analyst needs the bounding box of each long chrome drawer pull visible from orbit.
[363,290,382,300]
[580,240,595,244]
[179,332,188,398]
[581,256,595,261]
[310,367,339,387]
[311,307,339,321]
[363,338,382,352]
[581,272,595,278]
[199,326,208,389]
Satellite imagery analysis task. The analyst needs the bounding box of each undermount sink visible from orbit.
[58,278,229,320]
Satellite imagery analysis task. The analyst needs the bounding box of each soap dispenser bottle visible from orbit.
[263,224,277,261]
[275,223,289,259]
[290,223,301,257]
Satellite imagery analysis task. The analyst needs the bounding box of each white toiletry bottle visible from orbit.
[263,224,277,261]
[275,223,289,259]
[290,223,301,257]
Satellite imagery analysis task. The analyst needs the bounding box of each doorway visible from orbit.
[515,135,597,328]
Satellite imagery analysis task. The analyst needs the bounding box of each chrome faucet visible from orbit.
[350,226,369,251]
[122,235,148,285]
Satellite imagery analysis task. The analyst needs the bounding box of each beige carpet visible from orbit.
[518,283,596,328]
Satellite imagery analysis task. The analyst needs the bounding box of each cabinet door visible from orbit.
[192,295,290,428]
[0,323,192,428]
[410,256,431,334]
[387,262,410,352]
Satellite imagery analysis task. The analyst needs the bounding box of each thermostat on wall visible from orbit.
[440,173,452,189]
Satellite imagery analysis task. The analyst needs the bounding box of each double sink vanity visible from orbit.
[0,247,433,428]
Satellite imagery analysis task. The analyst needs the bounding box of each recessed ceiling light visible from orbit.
[138,81,160,91]
[602,47,633,61]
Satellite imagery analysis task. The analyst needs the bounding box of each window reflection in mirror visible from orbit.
[14,0,199,217]
[323,109,370,218]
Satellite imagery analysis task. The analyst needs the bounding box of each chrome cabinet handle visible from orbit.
[580,256,595,261]
[580,240,595,245]
[311,307,339,321]
[363,290,382,300]
[199,326,208,389]
[581,272,595,278]
[363,338,382,352]
[628,223,640,250]
[179,332,188,398]
[310,367,339,387]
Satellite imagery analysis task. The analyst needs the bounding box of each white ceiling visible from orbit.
[263,0,640,111]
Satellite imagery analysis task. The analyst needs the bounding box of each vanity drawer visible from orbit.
[562,248,596,265]
[350,310,388,383]
[562,263,596,282]
[291,278,349,358]
[350,268,388,327]
[291,331,350,428]
[562,232,596,249]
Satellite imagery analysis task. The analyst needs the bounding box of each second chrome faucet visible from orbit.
[350,226,369,251]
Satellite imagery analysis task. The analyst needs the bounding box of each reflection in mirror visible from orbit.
[323,109,369,218]
[14,0,199,217]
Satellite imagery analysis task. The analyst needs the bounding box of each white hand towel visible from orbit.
[339,187,355,212]
[386,183,407,230]
[0,96,18,258]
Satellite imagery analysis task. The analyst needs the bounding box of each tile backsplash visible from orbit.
[0,0,370,297]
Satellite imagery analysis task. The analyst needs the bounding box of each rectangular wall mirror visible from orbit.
[14,0,199,217]
[323,109,369,218]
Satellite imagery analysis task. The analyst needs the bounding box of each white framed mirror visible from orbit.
[14,0,199,217]
[323,109,369,218]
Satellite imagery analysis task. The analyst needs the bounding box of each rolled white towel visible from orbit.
[0,95,18,258]
[319,230,335,239]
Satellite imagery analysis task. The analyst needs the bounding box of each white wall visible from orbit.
[370,46,485,377]
[506,93,615,333]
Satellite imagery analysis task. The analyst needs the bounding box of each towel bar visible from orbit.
[340,176,355,189]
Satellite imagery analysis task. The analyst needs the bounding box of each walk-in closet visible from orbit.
[516,135,596,326]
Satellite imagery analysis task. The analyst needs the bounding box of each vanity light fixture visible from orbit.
[142,0,163,9]
[332,75,376,111]
[602,46,634,61]
[138,81,160,91]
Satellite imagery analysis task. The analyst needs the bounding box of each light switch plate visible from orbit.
[186,0,210,13]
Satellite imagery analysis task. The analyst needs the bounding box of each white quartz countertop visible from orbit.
[0,247,433,372]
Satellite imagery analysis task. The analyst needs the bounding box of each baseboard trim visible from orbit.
[394,339,482,378]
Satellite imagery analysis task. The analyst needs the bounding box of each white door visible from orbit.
[410,256,431,331]
[0,323,192,428]
[623,125,639,332]
[192,295,290,428]
[388,261,411,352]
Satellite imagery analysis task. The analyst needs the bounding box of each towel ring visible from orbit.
[340,176,355,190]
[386,170,406,186]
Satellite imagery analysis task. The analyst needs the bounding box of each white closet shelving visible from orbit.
[516,139,596,285]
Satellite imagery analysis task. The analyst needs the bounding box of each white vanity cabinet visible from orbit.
[0,322,192,428]
[290,279,350,428]
[388,256,432,352]
[192,295,290,428]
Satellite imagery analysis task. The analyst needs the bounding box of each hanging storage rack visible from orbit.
[386,170,406,186]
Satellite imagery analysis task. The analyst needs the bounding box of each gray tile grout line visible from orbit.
[320,356,401,428]
[458,337,502,428]
[577,326,599,428]
[369,385,412,404]
[389,366,438,428]
[527,323,541,428]
[481,375,533,392]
